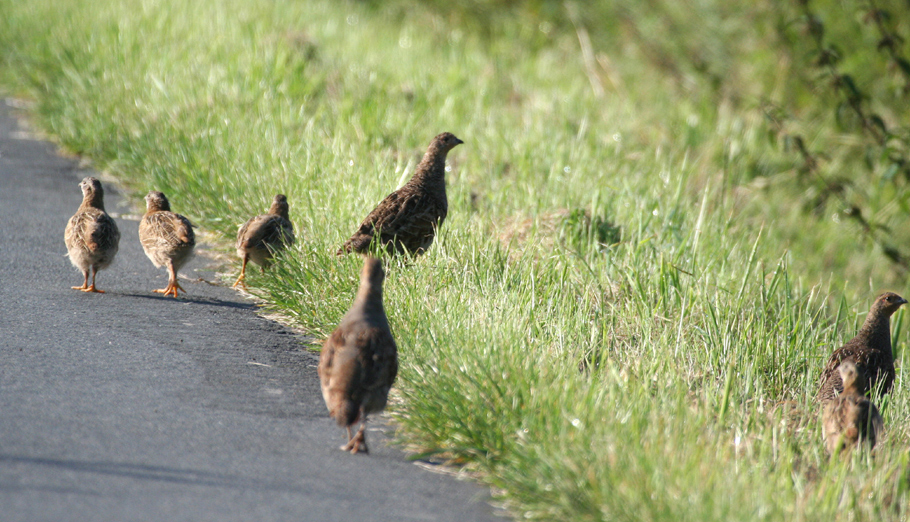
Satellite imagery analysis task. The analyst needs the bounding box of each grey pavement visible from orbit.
[0,99,498,522]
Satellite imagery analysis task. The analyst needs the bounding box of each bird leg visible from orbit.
[71,271,90,291]
[154,263,185,298]
[342,419,369,454]
[232,258,248,288]
[82,267,105,293]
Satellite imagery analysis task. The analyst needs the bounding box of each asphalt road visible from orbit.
[0,99,498,522]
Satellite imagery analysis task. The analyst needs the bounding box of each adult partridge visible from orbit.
[338,132,463,256]
[818,292,906,401]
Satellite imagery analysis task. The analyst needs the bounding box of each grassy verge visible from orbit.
[2,0,910,519]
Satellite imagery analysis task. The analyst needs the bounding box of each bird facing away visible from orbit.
[318,257,398,454]
[818,292,907,401]
[822,359,884,454]
[138,191,195,298]
[232,194,295,288]
[338,132,463,256]
[64,177,120,293]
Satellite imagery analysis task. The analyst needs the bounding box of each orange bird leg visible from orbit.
[83,268,105,293]
[232,257,249,288]
[72,271,89,291]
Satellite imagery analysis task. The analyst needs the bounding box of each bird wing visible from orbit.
[819,346,893,399]
[239,215,294,251]
[140,211,195,251]
[66,209,119,254]
[359,327,398,391]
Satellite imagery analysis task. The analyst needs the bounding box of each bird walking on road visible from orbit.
[138,191,195,298]
[822,359,884,454]
[233,194,294,288]
[338,132,463,256]
[818,292,907,401]
[318,257,398,454]
[64,177,120,293]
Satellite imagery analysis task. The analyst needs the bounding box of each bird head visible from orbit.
[79,177,103,197]
[872,292,908,317]
[144,191,171,212]
[431,132,464,154]
[270,194,290,217]
[837,358,866,393]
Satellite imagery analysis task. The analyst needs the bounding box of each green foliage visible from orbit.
[2,0,910,520]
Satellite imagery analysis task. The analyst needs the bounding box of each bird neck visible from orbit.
[354,283,385,316]
[409,149,448,192]
[858,312,893,354]
[81,192,106,211]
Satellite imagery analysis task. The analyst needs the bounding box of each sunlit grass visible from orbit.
[2,0,910,519]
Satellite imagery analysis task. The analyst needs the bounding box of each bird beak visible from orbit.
[901,297,908,305]
[455,137,464,145]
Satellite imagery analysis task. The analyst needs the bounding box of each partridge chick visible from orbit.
[64,177,120,293]
[138,191,195,298]
[818,292,906,401]
[822,359,884,454]
[232,194,294,288]
[318,257,398,454]
[338,132,463,256]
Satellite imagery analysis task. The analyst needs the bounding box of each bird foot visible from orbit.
[71,284,88,291]
[341,431,368,454]
[231,275,246,288]
[153,282,184,298]
[82,285,105,293]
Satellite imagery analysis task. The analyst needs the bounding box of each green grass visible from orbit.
[3,0,910,519]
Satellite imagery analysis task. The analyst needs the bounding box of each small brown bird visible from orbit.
[232,194,295,288]
[318,257,398,454]
[338,132,463,256]
[64,177,120,293]
[138,191,195,298]
[822,359,884,454]
[818,292,907,401]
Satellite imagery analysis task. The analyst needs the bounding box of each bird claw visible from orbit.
[153,282,184,298]
[341,429,368,454]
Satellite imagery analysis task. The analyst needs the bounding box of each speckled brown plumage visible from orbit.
[338,132,463,256]
[138,191,195,298]
[822,359,884,454]
[818,292,906,401]
[318,257,398,454]
[64,177,120,293]
[232,194,294,288]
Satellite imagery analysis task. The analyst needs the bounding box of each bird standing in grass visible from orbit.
[818,292,906,401]
[138,191,195,298]
[64,177,120,293]
[822,359,884,454]
[233,194,294,288]
[338,132,463,256]
[318,257,398,454]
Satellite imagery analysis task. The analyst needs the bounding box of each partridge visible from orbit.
[822,359,884,454]
[232,194,294,288]
[338,132,463,256]
[64,177,120,293]
[138,191,196,298]
[318,257,398,454]
[818,292,906,401]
